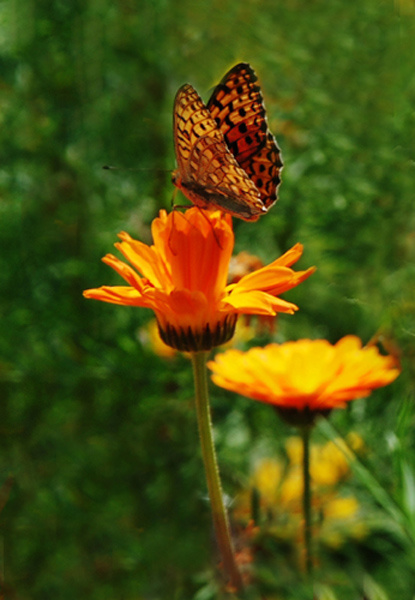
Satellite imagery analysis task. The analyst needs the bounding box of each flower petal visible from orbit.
[166,209,234,298]
[273,243,304,267]
[84,208,315,352]
[232,265,316,295]
[208,337,401,412]
[101,254,148,290]
[223,290,298,315]
[115,232,172,290]
[83,285,154,307]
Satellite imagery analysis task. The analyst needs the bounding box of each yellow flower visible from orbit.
[285,436,304,465]
[139,319,177,359]
[208,336,400,414]
[251,458,284,507]
[283,437,352,487]
[83,208,315,352]
[346,432,365,454]
[220,319,256,349]
[323,496,359,521]
[279,469,303,507]
[320,496,366,548]
[234,439,369,550]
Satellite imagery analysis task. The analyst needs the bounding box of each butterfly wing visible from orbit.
[207,63,283,210]
[172,83,267,221]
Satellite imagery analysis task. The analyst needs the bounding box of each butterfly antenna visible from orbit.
[102,165,171,173]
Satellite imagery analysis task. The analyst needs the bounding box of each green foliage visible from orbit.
[0,0,414,597]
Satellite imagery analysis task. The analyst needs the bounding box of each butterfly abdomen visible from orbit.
[181,180,264,221]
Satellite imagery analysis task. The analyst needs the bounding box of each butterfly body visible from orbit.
[172,63,283,221]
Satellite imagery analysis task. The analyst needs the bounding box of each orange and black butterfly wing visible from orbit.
[207,62,283,210]
[172,83,266,221]
[240,132,283,210]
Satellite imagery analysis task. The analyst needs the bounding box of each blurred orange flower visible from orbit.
[208,336,400,412]
[83,208,315,352]
[227,251,265,283]
[228,251,277,334]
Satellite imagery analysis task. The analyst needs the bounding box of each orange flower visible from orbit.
[83,208,315,352]
[208,336,400,414]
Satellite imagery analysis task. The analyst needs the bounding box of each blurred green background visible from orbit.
[1,0,415,598]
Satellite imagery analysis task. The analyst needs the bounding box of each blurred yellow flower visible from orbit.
[234,437,367,548]
[139,319,177,359]
[209,336,400,413]
[84,208,315,352]
[221,319,256,349]
[285,436,303,465]
[346,432,365,454]
[251,458,284,507]
[311,440,350,486]
[323,496,359,520]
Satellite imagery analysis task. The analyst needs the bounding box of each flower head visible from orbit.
[83,208,315,352]
[208,336,400,419]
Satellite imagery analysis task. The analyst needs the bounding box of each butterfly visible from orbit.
[172,63,283,222]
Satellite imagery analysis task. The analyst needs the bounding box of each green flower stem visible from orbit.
[191,351,243,592]
[301,425,313,577]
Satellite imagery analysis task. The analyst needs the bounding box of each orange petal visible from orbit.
[223,290,298,315]
[83,285,153,307]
